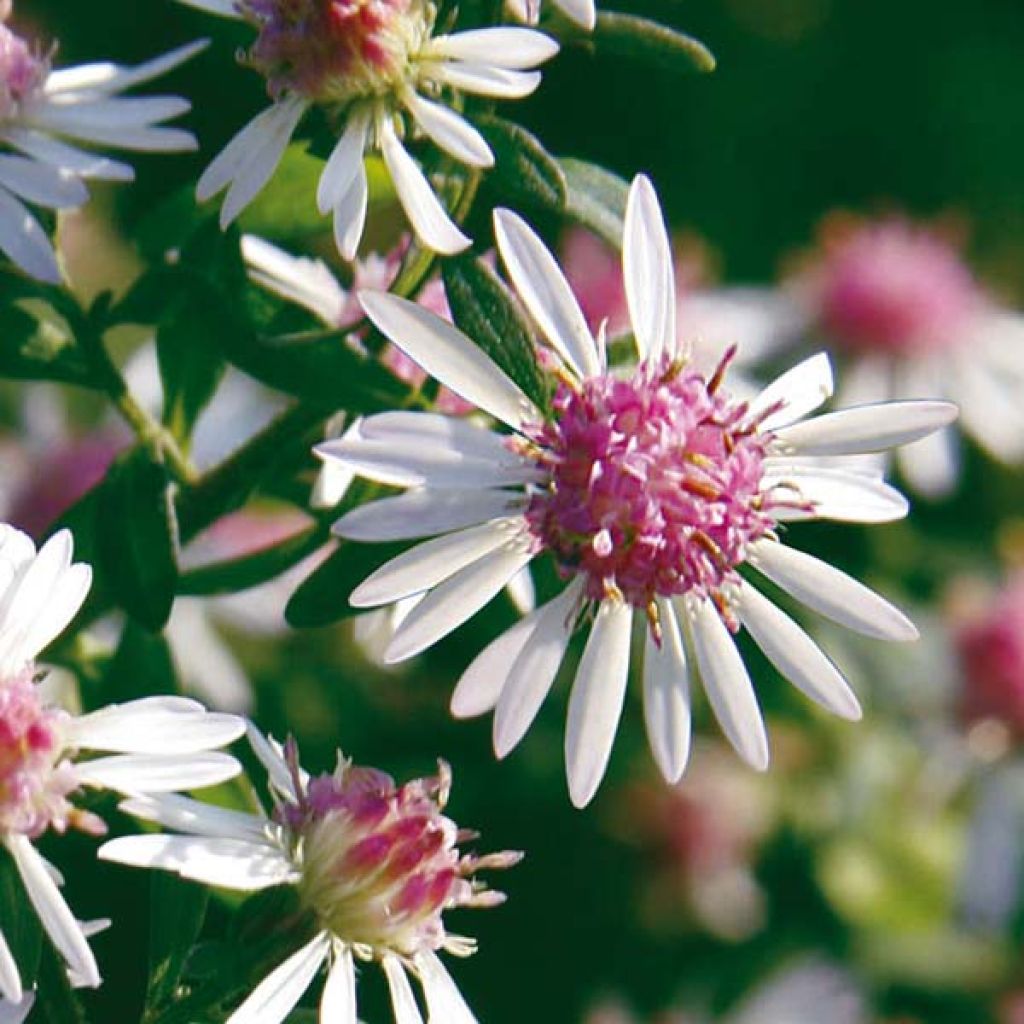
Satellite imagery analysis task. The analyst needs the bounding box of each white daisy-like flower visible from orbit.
[505,0,596,31]
[0,4,202,282]
[179,0,558,258]
[100,724,521,1024]
[316,174,957,807]
[0,525,245,1003]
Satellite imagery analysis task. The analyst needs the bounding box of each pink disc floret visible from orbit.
[0,11,48,120]
[522,354,778,615]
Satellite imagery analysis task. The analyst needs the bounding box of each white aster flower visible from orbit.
[180,0,558,258]
[0,525,245,1003]
[316,174,957,807]
[0,5,202,282]
[505,0,596,31]
[101,724,521,1024]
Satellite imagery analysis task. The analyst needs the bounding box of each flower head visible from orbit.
[185,0,558,258]
[101,725,519,1024]
[0,5,202,281]
[318,174,956,806]
[0,526,245,1004]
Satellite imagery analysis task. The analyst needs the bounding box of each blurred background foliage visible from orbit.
[7,1,1024,1022]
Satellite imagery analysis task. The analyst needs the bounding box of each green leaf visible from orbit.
[99,449,179,631]
[237,143,326,241]
[35,942,87,1024]
[101,620,178,704]
[0,302,94,386]
[156,297,228,444]
[593,11,716,74]
[285,539,406,628]
[442,255,550,414]
[559,158,630,249]
[476,116,568,211]
[143,874,210,1019]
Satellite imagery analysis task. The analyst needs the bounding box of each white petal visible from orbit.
[747,538,918,641]
[642,598,691,783]
[749,353,834,431]
[493,207,600,378]
[0,156,88,209]
[321,944,358,1024]
[0,187,59,283]
[45,40,209,96]
[504,565,536,615]
[554,0,597,28]
[351,519,524,607]
[494,581,582,757]
[1,127,134,181]
[356,410,518,458]
[0,990,33,1024]
[335,488,524,542]
[358,291,537,428]
[379,117,470,255]
[897,426,959,499]
[736,582,861,720]
[0,929,21,1004]
[623,174,676,363]
[773,400,959,456]
[956,359,1024,463]
[76,752,241,793]
[333,162,369,262]
[764,466,908,523]
[173,0,242,17]
[383,955,425,1024]
[429,63,542,99]
[415,950,476,1024]
[99,835,298,891]
[686,598,769,770]
[316,108,370,214]
[241,235,348,325]
[835,354,891,409]
[246,723,299,802]
[564,600,633,808]
[424,29,559,68]
[117,793,269,843]
[226,932,329,1024]
[6,835,99,990]
[69,699,244,754]
[384,545,535,662]
[403,91,493,168]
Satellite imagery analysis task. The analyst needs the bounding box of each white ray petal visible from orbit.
[173,0,242,17]
[687,597,769,770]
[0,928,21,1004]
[6,835,99,990]
[31,96,191,130]
[69,699,243,754]
[554,0,597,28]
[76,752,241,793]
[383,955,425,1024]
[242,235,347,325]
[505,565,536,615]
[956,358,1024,463]
[415,950,476,1024]
[321,943,357,1024]
[424,29,559,68]
[246,723,299,802]
[565,600,633,808]
[333,161,369,262]
[351,519,524,608]
[44,41,209,96]
[764,466,908,523]
[0,990,32,1024]
[428,63,542,99]
[897,427,959,499]
[494,581,582,757]
[117,793,269,843]
[642,597,691,783]
[736,581,861,720]
[0,187,59,283]
[359,291,538,428]
[403,91,493,168]
[624,174,676,363]
[357,411,515,457]
[749,353,834,431]
[747,538,917,641]
[316,108,370,214]
[1,127,133,181]
[379,117,470,255]
[384,545,535,662]
[835,354,892,409]
[335,489,524,542]
[227,932,329,1024]
[98,835,298,891]
[493,207,600,378]
[773,400,958,456]
[0,156,88,209]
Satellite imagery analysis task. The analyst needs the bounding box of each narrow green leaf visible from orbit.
[102,620,178,704]
[99,449,179,631]
[0,303,94,386]
[559,158,630,249]
[442,255,550,414]
[143,874,210,1019]
[35,942,87,1024]
[476,116,568,211]
[594,11,716,74]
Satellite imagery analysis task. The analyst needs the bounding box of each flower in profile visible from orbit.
[318,174,956,807]
[505,0,596,31]
[0,4,202,282]
[179,0,558,259]
[0,526,245,1003]
[100,724,521,1024]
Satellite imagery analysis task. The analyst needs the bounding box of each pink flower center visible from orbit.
[809,219,981,355]
[522,355,776,613]
[0,20,47,120]
[288,752,517,955]
[0,670,79,839]
[242,0,429,102]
